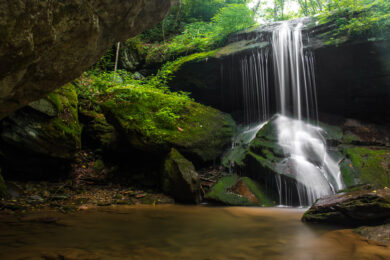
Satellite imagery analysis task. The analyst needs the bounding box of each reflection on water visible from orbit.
[0,205,389,259]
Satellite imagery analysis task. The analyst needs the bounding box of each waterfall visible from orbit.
[234,20,344,206]
[240,48,270,124]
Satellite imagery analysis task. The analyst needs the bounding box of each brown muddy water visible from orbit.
[0,205,389,260]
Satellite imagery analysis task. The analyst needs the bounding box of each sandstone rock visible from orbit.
[0,0,177,119]
[162,148,200,204]
[302,188,390,226]
[354,224,390,244]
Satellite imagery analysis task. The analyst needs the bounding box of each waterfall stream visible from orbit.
[231,21,344,206]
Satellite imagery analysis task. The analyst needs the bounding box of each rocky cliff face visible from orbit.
[0,0,177,119]
[168,18,390,125]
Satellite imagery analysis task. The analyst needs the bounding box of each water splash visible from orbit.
[274,115,343,206]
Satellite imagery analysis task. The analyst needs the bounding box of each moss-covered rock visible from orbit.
[204,174,274,206]
[0,84,82,176]
[302,188,390,226]
[343,146,390,188]
[79,109,118,151]
[101,86,235,164]
[162,148,200,204]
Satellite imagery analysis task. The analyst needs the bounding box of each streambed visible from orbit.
[0,205,389,259]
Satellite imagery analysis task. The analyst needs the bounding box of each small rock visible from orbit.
[29,195,44,203]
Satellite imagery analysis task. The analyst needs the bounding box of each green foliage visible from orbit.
[141,0,250,43]
[144,3,255,64]
[75,69,193,142]
[318,0,390,43]
[89,47,115,72]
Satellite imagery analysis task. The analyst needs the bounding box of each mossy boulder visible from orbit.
[343,147,390,188]
[101,86,235,165]
[302,188,390,226]
[225,116,295,187]
[205,174,274,206]
[79,109,118,151]
[0,84,82,176]
[162,148,200,204]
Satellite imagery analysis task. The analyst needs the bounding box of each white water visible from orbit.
[272,22,343,206]
[234,21,344,206]
[240,48,270,124]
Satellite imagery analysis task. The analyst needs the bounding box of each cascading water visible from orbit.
[240,48,270,124]
[272,22,344,206]
[229,20,344,206]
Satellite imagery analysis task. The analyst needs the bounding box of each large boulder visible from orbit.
[0,0,177,119]
[162,148,200,203]
[302,188,390,226]
[204,174,274,206]
[101,87,236,165]
[0,84,82,177]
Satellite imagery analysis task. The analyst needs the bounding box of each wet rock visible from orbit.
[302,188,390,226]
[0,0,177,119]
[354,224,390,244]
[119,38,146,72]
[162,149,200,204]
[342,119,390,146]
[0,84,82,177]
[205,174,274,206]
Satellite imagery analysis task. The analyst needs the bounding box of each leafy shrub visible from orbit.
[318,0,390,42]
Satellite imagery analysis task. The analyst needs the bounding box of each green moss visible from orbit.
[205,175,274,206]
[340,158,357,187]
[343,147,390,188]
[240,177,274,206]
[93,160,105,172]
[162,148,200,203]
[101,86,235,162]
[205,175,255,206]
[156,50,220,84]
[43,84,82,153]
[343,132,362,144]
